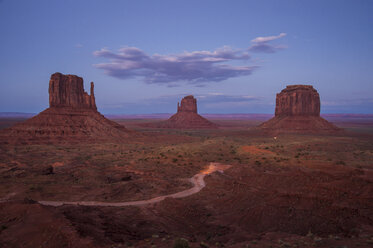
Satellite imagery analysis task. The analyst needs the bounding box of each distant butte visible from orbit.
[0,72,129,144]
[148,95,218,129]
[260,85,340,134]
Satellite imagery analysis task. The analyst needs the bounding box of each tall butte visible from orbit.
[260,85,340,134]
[49,72,97,110]
[0,72,128,143]
[151,95,218,129]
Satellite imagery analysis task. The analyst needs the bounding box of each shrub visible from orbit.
[200,241,209,248]
[336,160,346,165]
[173,238,189,248]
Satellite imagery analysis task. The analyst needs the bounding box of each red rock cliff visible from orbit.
[177,95,197,113]
[275,85,320,117]
[49,72,97,110]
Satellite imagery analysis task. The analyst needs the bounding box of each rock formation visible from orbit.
[275,85,320,116]
[49,73,97,110]
[148,95,218,129]
[260,85,340,134]
[0,73,129,144]
[177,95,197,113]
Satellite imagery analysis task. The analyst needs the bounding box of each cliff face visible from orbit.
[275,85,320,117]
[49,72,96,110]
[177,95,197,113]
[260,85,340,134]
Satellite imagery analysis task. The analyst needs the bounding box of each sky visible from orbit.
[0,0,372,114]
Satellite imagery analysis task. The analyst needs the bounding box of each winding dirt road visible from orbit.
[38,162,231,207]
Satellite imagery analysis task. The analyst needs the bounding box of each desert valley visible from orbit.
[1,1,372,248]
[0,73,372,248]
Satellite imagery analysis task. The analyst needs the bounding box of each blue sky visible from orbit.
[0,0,372,114]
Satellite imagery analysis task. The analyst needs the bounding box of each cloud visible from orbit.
[321,97,373,114]
[130,92,261,105]
[249,33,287,53]
[93,46,256,86]
[322,97,373,106]
[248,43,287,53]
[99,92,268,114]
[196,93,260,103]
[94,34,287,86]
[146,93,262,109]
[251,33,287,43]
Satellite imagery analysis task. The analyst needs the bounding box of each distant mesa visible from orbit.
[147,95,218,129]
[0,72,129,144]
[260,85,340,134]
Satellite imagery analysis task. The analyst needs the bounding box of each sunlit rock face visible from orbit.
[260,85,340,134]
[0,73,128,144]
[147,95,218,129]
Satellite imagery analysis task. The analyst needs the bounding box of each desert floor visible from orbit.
[0,117,372,248]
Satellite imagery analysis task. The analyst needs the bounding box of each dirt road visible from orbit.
[38,162,231,207]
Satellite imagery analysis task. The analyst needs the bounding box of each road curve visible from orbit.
[38,162,231,207]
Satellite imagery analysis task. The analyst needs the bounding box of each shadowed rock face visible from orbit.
[49,73,96,110]
[275,85,320,117]
[177,95,197,113]
[260,85,340,134]
[147,95,218,129]
[0,73,128,144]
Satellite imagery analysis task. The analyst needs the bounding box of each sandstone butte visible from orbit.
[0,73,128,144]
[150,95,218,129]
[260,85,340,134]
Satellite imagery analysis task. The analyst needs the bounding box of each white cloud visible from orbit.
[251,33,287,43]
[249,33,287,53]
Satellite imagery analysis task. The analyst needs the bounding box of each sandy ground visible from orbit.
[38,163,231,207]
